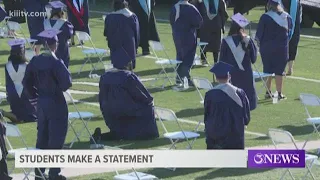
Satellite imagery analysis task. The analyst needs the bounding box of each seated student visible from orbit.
[0,117,12,180]
[219,13,257,111]
[204,62,250,149]
[92,61,159,142]
[44,1,74,68]
[0,39,37,123]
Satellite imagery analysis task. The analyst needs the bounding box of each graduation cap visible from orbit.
[209,61,233,78]
[37,29,61,46]
[231,13,250,28]
[48,1,66,10]
[7,39,26,50]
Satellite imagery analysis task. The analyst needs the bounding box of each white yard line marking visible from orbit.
[68,89,98,95]
[287,76,320,83]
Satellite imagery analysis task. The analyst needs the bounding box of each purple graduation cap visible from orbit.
[231,13,250,28]
[48,1,66,10]
[37,29,61,45]
[8,39,26,50]
[209,61,233,78]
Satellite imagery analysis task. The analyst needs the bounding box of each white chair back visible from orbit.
[25,49,36,61]
[63,91,74,104]
[76,31,91,41]
[149,41,164,51]
[7,21,21,31]
[268,128,298,149]
[155,107,177,121]
[300,93,320,106]
[193,77,213,90]
[5,124,22,137]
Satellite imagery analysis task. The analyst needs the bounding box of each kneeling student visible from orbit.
[204,62,250,149]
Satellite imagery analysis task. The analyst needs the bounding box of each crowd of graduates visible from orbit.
[0,0,302,179]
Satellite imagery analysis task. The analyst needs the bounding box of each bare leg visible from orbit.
[275,75,283,93]
[266,76,272,92]
[286,61,294,75]
[0,109,21,123]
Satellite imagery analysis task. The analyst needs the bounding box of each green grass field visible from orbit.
[1,2,320,179]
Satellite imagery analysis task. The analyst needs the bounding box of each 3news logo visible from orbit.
[248,150,305,168]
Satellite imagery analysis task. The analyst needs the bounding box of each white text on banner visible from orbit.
[15,150,247,168]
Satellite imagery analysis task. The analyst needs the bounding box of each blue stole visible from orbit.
[138,0,151,16]
[289,0,298,39]
[203,0,219,20]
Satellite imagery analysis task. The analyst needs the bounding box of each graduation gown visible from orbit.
[282,0,302,60]
[128,0,160,50]
[169,1,203,68]
[63,0,90,34]
[255,11,293,75]
[3,0,26,23]
[0,122,12,180]
[204,83,250,149]
[0,6,7,23]
[193,0,228,53]
[219,35,257,111]
[44,19,74,68]
[104,9,140,70]
[5,61,37,122]
[23,0,48,44]
[99,69,159,140]
[23,53,71,175]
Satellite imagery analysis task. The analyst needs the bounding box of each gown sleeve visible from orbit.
[169,6,176,26]
[191,6,203,29]
[22,61,38,104]
[218,39,227,62]
[63,21,74,39]
[240,89,250,126]
[219,0,229,33]
[53,60,72,92]
[125,73,153,106]
[104,16,108,38]
[249,38,257,64]
[255,15,265,44]
[132,14,140,50]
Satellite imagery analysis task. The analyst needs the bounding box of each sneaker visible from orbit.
[201,60,209,67]
[278,94,287,100]
[49,175,67,180]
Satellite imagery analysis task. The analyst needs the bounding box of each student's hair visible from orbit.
[8,47,27,64]
[50,9,64,19]
[228,22,249,52]
[267,2,284,13]
[113,0,128,11]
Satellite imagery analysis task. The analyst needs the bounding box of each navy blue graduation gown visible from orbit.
[3,0,26,23]
[0,6,6,23]
[204,85,250,149]
[282,0,301,60]
[23,0,48,44]
[170,2,203,68]
[128,0,160,49]
[219,35,257,111]
[193,0,228,53]
[44,19,74,68]
[99,69,159,140]
[63,0,90,34]
[5,61,37,122]
[255,12,293,75]
[0,122,11,180]
[23,53,71,155]
[104,9,140,69]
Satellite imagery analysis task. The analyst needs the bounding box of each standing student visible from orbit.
[23,0,48,55]
[282,0,302,75]
[23,29,71,180]
[0,6,7,23]
[0,39,37,123]
[255,0,292,100]
[0,119,12,180]
[44,1,74,68]
[193,0,228,66]
[128,0,160,55]
[170,0,203,85]
[204,62,250,149]
[219,13,257,111]
[63,0,90,45]
[104,0,139,70]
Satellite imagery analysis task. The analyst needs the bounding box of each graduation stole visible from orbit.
[138,0,151,16]
[289,0,298,38]
[212,83,243,107]
[174,1,193,21]
[65,0,85,27]
[6,61,27,98]
[265,11,289,31]
[111,8,134,18]
[203,0,219,20]
[224,36,250,71]
[44,19,65,31]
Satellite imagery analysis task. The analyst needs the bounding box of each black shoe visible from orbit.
[278,94,287,100]
[49,175,67,180]
[90,128,101,144]
[188,80,195,87]
[35,170,49,180]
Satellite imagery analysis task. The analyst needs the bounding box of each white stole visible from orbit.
[6,61,27,98]
[174,1,193,21]
[224,36,250,71]
[73,0,83,12]
[213,83,243,107]
[265,11,289,30]
[111,8,134,18]
[44,19,65,31]
[203,0,219,20]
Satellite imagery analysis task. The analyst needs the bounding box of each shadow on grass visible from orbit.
[277,124,314,136]
[77,94,99,103]
[71,69,105,80]
[136,68,174,77]
[176,108,204,118]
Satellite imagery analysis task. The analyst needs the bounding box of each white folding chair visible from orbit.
[149,40,182,88]
[75,31,109,76]
[252,63,273,99]
[4,124,46,180]
[63,91,97,148]
[114,169,158,180]
[0,91,6,104]
[268,128,318,180]
[0,16,10,38]
[194,41,210,66]
[192,77,214,104]
[299,93,320,149]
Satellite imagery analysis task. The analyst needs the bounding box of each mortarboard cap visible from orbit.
[231,13,250,28]
[8,39,26,50]
[37,29,61,45]
[209,61,233,78]
[48,1,66,10]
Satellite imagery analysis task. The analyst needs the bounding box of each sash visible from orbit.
[174,1,193,21]
[111,8,134,18]
[6,62,27,98]
[138,0,151,16]
[203,0,219,20]
[44,19,65,31]
[289,0,298,38]
[213,83,243,107]
[265,11,289,30]
[66,0,85,27]
[224,36,250,71]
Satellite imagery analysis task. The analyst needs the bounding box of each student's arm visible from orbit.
[219,0,229,34]
[22,61,38,105]
[64,21,74,39]
[125,74,153,105]
[241,90,251,126]
[132,14,140,51]
[53,60,72,91]
[218,39,227,62]
[255,15,265,47]
[191,6,203,29]
[249,38,257,64]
